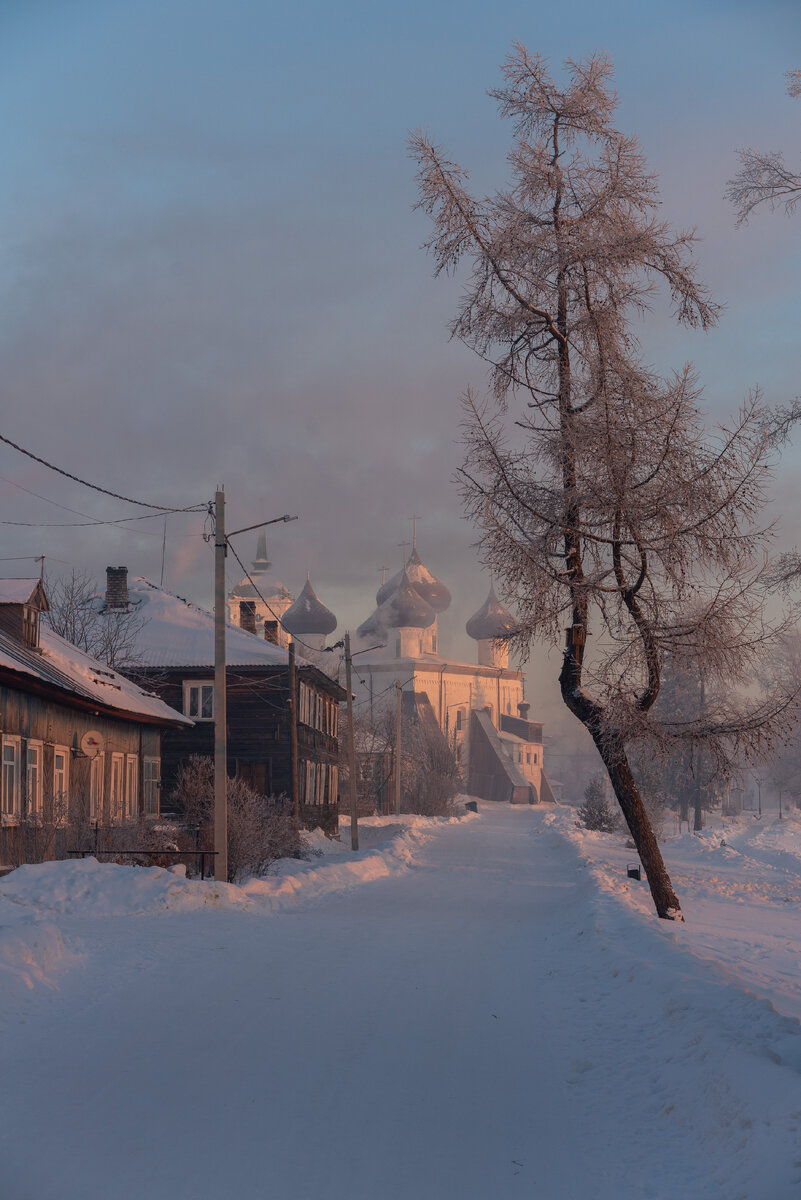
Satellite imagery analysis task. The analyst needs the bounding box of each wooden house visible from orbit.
[0,578,192,866]
[104,571,346,836]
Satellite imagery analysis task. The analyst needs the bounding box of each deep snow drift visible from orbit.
[1,805,800,1200]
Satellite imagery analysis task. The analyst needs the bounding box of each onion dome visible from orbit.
[362,571,436,638]
[466,584,518,641]
[282,577,337,637]
[403,548,451,612]
[376,549,451,613]
[380,570,436,629]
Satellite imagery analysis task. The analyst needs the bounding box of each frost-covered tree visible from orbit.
[44,570,146,670]
[577,775,619,832]
[726,70,800,225]
[411,46,795,920]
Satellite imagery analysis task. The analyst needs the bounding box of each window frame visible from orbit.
[183,680,215,721]
[109,753,125,822]
[143,757,160,818]
[125,754,139,821]
[89,752,105,823]
[2,735,21,824]
[26,740,43,817]
[53,746,70,825]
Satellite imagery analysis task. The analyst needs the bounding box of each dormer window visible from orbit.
[0,580,48,651]
[22,604,39,649]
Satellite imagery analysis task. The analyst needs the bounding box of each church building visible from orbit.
[352,546,555,806]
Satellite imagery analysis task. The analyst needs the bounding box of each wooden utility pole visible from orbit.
[213,489,228,883]
[394,681,402,816]
[288,641,299,830]
[344,633,359,851]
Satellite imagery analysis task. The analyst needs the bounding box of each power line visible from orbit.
[225,539,327,658]
[0,475,206,537]
[0,429,207,513]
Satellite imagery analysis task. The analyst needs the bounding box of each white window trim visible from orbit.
[53,746,70,825]
[89,753,105,823]
[109,753,125,822]
[2,735,21,824]
[183,680,215,721]
[125,755,139,821]
[26,740,43,817]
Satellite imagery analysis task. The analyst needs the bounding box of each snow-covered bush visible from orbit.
[577,775,621,833]
[171,756,307,883]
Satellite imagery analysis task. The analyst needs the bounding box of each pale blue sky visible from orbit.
[0,0,798,711]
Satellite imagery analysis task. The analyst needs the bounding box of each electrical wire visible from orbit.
[225,540,329,658]
[0,429,207,513]
[0,475,207,537]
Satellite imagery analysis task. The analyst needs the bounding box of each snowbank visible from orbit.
[0,911,81,992]
[0,812,470,919]
[552,804,801,1022]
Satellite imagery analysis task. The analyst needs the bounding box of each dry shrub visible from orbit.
[172,756,307,883]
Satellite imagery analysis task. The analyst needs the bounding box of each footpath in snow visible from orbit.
[1,804,800,1200]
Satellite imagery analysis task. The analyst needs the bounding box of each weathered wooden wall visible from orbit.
[140,665,342,836]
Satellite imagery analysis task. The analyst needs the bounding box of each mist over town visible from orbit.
[1,2,800,1197]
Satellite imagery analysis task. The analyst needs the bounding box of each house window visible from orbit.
[53,748,70,823]
[143,758,160,818]
[2,736,21,822]
[184,681,214,720]
[456,710,463,731]
[125,755,138,820]
[89,753,105,822]
[26,741,43,816]
[109,754,125,822]
[526,752,531,764]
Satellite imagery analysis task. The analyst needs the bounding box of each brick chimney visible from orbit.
[239,600,257,635]
[517,701,530,719]
[106,567,129,610]
[263,620,280,646]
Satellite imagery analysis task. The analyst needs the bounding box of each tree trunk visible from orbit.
[595,738,684,922]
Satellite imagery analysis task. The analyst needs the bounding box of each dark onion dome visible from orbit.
[282,577,337,636]
[466,584,518,640]
[376,549,451,613]
[378,570,436,629]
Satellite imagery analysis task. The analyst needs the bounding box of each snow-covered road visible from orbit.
[2,805,800,1199]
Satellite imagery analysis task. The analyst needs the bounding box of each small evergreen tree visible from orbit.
[578,775,620,832]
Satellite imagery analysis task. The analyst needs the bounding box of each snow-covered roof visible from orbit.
[124,578,298,669]
[0,624,192,727]
[0,578,47,607]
